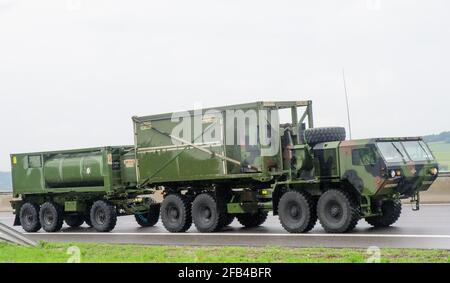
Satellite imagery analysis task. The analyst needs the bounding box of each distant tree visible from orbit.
[423,131,450,143]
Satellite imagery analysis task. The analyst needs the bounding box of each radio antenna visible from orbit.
[342,69,353,140]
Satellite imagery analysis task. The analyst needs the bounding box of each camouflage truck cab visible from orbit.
[338,138,438,198]
[10,146,159,233]
[272,134,439,233]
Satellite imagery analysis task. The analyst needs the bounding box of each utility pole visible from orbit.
[342,69,353,140]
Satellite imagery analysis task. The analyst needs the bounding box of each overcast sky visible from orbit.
[0,0,448,171]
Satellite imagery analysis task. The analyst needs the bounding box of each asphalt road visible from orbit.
[2,204,450,249]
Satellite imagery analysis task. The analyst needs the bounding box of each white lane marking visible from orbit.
[23,232,450,239]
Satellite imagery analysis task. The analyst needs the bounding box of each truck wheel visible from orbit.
[317,189,360,233]
[192,193,224,233]
[19,202,41,232]
[135,203,161,227]
[161,194,192,233]
[222,214,235,227]
[39,202,64,232]
[366,200,402,227]
[236,211,268,228]
[278,191,317,233]
[84,215,93,227]
[90,200,117,232]
[65,214,84,228]
[304,127,346,146]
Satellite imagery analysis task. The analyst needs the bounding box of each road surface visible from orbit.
[2,204,450,249]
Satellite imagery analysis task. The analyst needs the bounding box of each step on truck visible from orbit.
[10,101,440,233]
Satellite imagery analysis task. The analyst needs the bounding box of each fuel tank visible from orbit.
[44,152,104,187]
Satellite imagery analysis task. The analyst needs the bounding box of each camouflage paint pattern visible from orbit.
[337,138,439,198]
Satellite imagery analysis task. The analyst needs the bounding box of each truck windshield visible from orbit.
[376,141,434,163]
[376,142,408,163]
[402,141,433,161]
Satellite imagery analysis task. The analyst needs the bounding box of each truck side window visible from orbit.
[28,155,42,168]
[352,148,376,166]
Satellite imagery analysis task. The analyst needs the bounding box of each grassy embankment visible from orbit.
[429,142,450,171]
[0,242,449,263]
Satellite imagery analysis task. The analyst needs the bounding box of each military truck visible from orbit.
[10,146,159,232]
[10,100,439,234]
[132,101,439,233]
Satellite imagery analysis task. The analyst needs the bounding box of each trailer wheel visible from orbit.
[39,202,64,233]
[192,193,225,233]
[161,194,192,233]
[317,189,360,233]
[135,203,161,227]
[278,191,317,233]
[236,211,268,228]
[90,200,117,232]
[19,202,41,233]
[366,200,402,228]
[65,214,84,228]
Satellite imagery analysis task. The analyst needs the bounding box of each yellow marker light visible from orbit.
[261,190,269,195]
[12,156,17,165]
[396,170,401,176]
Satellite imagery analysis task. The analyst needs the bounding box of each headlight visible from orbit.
[430,168,438,175]
[390,170,397,178]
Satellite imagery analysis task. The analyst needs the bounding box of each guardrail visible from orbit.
[439,171,450,178]
[0,222,37,247]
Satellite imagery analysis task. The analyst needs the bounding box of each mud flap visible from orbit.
[410,192,420,211]
[13,213,21,226]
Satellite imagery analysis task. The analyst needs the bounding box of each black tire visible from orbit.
[317,189,360,233]
[90,200,117,232]
[65,214,84,228]
[192,193,223,233]
[84,215,93,227]
[135,203,161,227]
[161,194,192,233]
[221,214,235,227]
[304,127,346,146]
[278,191,317,233]
[236,211,268,228]
[366,200,402,228]
[19,202,41,233]
[39,202,64,233]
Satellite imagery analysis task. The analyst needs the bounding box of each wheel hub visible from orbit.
[95,209,106,224]
[289,205,300,218]
[23,209,33,225]
[330,204,342,218]
[44,210,54,225]
[169,207,179,219]
[201,207,212,219]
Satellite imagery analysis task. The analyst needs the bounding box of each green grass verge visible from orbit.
[429,142,450,170]
[0,242,449,263]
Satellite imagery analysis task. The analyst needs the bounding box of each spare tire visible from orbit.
[304,127,346,146]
